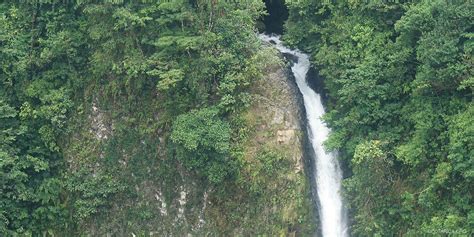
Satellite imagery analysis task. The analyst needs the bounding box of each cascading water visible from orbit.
[259,34,348,237]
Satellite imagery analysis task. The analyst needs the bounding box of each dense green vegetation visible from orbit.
[2,0,472,236]
[1,0,314,235]
[285,0,473,235]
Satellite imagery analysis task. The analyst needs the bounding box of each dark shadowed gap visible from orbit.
[262,0,288,34]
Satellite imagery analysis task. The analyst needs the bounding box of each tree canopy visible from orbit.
[285,0,473,235]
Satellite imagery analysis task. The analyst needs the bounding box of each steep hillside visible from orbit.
[0,1,316,235]
[62,47,315,236]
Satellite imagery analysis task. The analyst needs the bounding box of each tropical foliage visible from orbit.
[285,0,473,235]
[1,0,317,235]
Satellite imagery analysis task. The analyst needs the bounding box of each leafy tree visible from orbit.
[344,140,398,236]
[0,99,66,235]
[171,107,234,184]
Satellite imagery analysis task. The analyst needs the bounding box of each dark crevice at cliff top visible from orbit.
[261,0,288,34]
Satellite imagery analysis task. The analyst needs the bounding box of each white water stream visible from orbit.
[259,34,348,237]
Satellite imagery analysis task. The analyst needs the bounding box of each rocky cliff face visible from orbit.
[246,55,306,174]
[65,48,315,236]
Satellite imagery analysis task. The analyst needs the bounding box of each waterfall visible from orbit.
[259,34,348,237]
